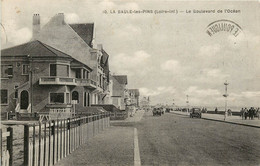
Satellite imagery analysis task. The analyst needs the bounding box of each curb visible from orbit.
[170,112,260,129]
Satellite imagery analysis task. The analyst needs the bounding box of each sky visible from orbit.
[1,0,260,108]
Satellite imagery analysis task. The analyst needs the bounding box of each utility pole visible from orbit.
[223,80,229,120]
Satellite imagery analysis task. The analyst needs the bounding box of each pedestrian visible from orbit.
[240,108,244,120]
[257,108,260,120]
[215,107,218,114]
[244,108,248,120]
[249,107,253,120]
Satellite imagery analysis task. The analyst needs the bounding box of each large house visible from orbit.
[0,13,111,116]
[1,40,95,114]
[32,13,110,105]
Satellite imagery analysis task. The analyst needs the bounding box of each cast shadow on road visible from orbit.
[110,121,136,127]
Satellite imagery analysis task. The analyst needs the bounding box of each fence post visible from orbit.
[32,124,36,166]
[48,121,51,166]
[78,119,81,145]
[6,127,13,166]
[43,123,46,166]
[24,125,30,166]
[0,129,2,165]
[68,118,70,154]
[38,122,42,166]
[52,120,55,165]
[56,119,59,162]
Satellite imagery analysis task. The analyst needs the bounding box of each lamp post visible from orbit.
[223,81,229,120]
[186,95,189,114]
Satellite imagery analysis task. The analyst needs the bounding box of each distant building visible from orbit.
[111,75,128,110]
[140,96,150,110]
[128,89,140,108]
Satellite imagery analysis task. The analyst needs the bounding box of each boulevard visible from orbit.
[56,111,260,166]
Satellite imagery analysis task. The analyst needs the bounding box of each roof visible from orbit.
[129,89,140,96]
[113,75,128,85]
[101,49,110,81]
[69,23,94,48]
[1,40,71,58]
[91,104,121,112]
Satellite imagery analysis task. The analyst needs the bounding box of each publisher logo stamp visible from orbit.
[206,19,242,37]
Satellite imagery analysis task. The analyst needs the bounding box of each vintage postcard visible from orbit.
[1,0,260,166]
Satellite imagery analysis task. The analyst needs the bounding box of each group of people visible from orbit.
[240,107,260,120]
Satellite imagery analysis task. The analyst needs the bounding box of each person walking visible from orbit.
[244,108,248,120]
[215,107,218,114]
[240,108,244,120]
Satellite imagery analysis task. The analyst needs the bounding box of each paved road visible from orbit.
[136,111,260,166]
[54,111,260,166]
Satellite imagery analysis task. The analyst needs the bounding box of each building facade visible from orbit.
[0,13,112,116]
[32,13,110,106]
[1,40,95,115]
[111,75,128,110]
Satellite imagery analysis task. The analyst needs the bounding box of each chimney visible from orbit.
[56,13,65,25]
[32,14,40,39]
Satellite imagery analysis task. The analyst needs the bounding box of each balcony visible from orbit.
[75,78,97,89]
[39,77,97,89]
[39,77,77,85]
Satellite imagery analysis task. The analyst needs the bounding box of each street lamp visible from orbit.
[223,80,229,120]
[186,95,189,114]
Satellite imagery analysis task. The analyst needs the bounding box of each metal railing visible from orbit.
[24,113,110,166]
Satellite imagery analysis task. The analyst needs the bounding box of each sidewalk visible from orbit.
[170,111,260,128]
[55,110,145,166]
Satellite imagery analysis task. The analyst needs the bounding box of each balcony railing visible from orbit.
[39,76,97,88]
[39,77,77,85]
[76,78,97,88]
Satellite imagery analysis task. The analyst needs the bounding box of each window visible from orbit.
[84,92,87,107]
[87,93,90,106]
[1,65,13,78]
[1,89,8,104]
[50,93,64,104]
[75,69,81,79]
[14,86,18,98]
[50,64,69,77]
[72,91,79,102]
[86,71,89,79]
[22,65,29,75]
[50,64,57,76]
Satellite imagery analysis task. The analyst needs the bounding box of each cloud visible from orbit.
[161,59,180,72]
[140,86,176,97]
[110,50,151,75]
[185,86,221,97]
[65,13,80,23]
[228,30,259,49]
[115,24,142,40]
[1,19,32,46]
[99,0,139,10]
[199,44,220,56]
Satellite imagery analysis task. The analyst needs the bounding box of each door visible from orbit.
[20,90,29,109]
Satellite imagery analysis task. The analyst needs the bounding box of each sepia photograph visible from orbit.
[0,0,260,165]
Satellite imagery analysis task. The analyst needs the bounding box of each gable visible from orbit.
[69,23,94,48]
[34,14,93,67]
